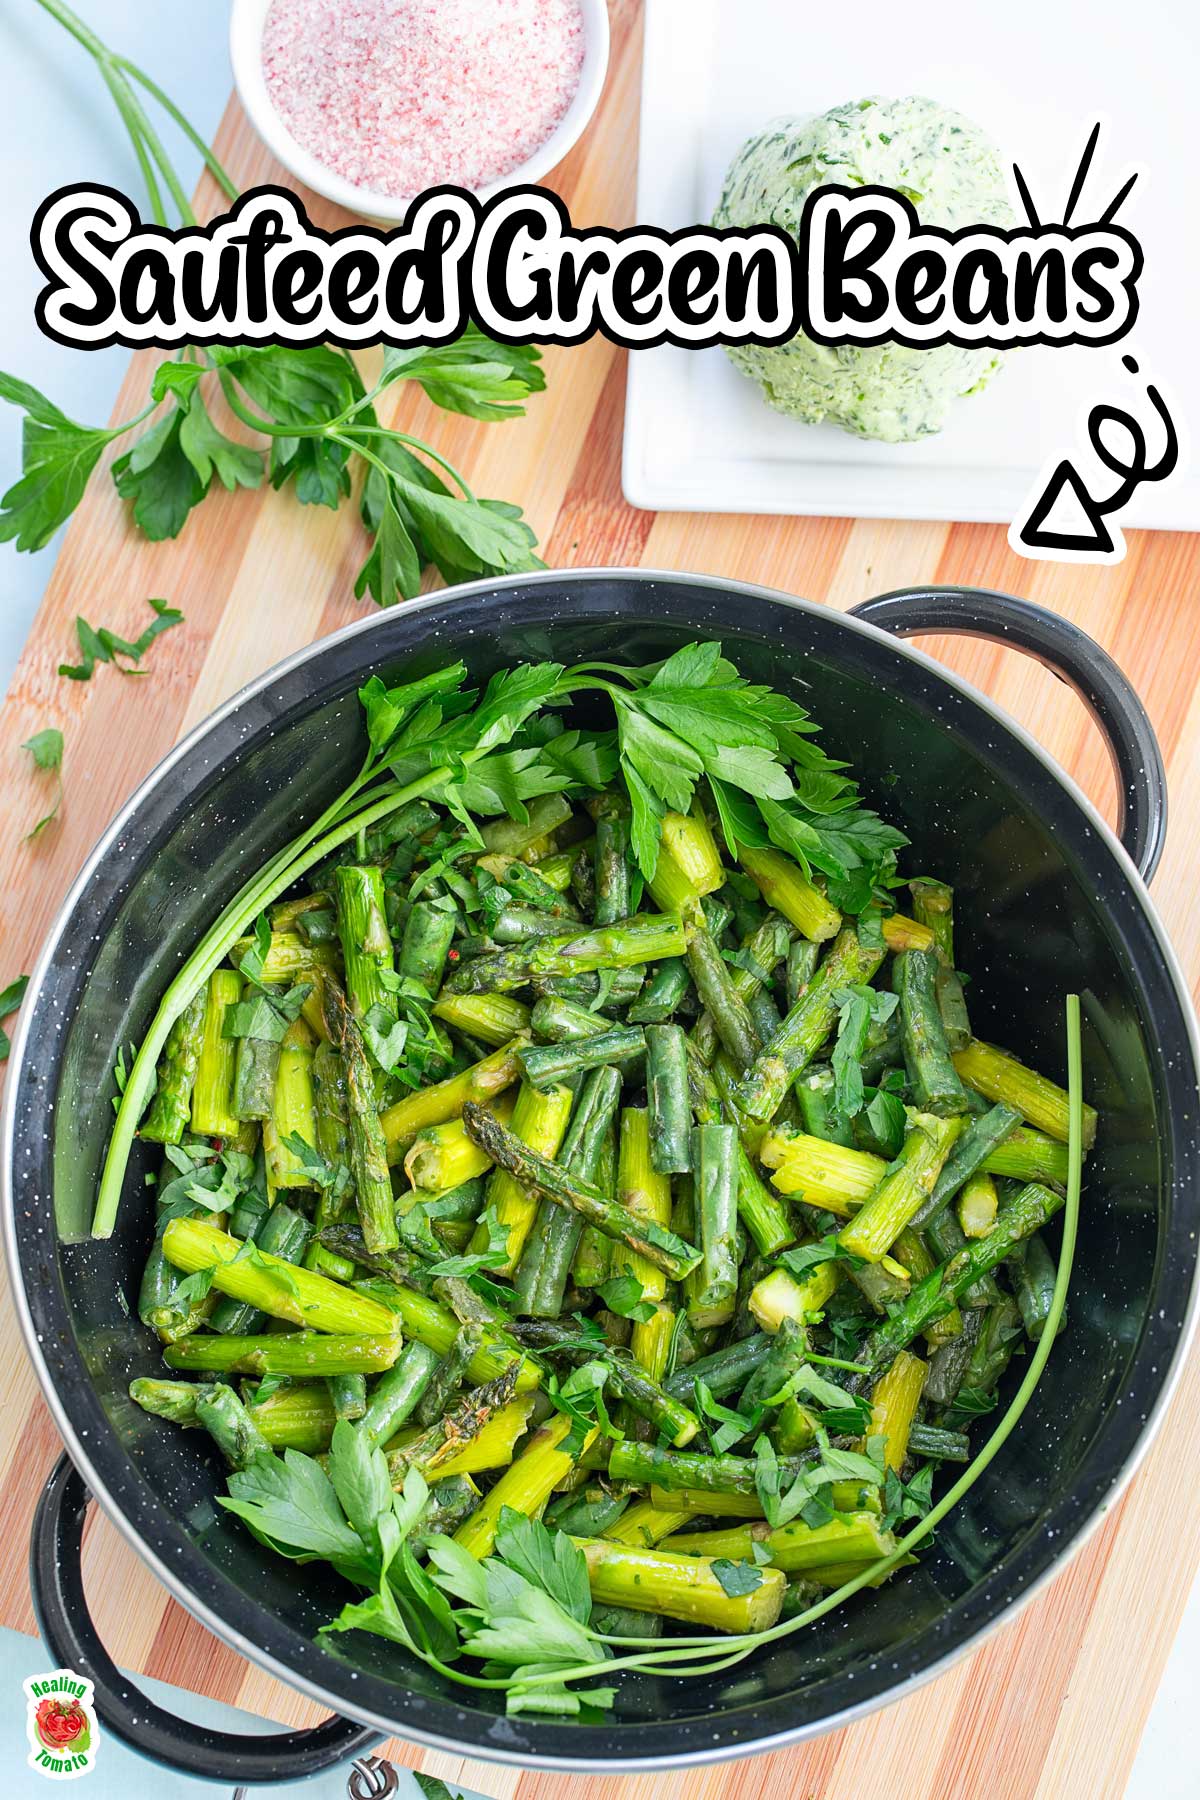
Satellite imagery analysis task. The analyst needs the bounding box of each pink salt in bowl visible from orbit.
[230,0,611,224]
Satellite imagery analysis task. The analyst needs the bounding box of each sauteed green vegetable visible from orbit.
[121,643,1087,1716]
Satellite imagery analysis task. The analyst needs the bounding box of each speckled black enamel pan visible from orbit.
[5,574,1198,1785]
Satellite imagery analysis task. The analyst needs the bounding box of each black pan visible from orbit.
[5,573,1197,1784]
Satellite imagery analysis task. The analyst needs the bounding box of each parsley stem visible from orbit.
[34,0,197,226]
[96,62,166,228]
[805,1352,871,1372]
[214,372,305,440]
[114,57,239,203]
[332,430,477,504]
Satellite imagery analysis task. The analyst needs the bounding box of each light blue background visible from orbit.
[5,1623,493,1798]
[0,4,1196,1792]
[0,0,231,694]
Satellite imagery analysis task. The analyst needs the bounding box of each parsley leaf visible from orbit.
[494,1506,592,1624]
[112,405,206,539]
[829,985,898,1123]
[595,1275,656,1324]
[59,597,183,681]
[221,1449,368,1562]
[22,727,64,840]
[222,983,311,1042]
[361,1003,408,1074]
[711,1558,765,1598]
[0,373,128,551]
[0,974,29,1061]
[780,1233,864,1280]
[279,1133,353,1207]
[694,1376,761,1454]
[424,1205,508,1280]
[880,1462,936,1532]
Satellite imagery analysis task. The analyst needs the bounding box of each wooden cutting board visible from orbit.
[2,5,1198,1794]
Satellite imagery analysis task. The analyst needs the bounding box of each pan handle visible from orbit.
[30,1453,380,1786]
[849,585,1167,884]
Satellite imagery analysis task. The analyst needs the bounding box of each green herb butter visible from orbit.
[712,95,1014,442]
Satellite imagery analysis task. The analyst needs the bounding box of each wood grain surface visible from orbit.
[2,5,1198,1794]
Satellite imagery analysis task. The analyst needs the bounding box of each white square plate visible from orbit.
[622,0,1198,528]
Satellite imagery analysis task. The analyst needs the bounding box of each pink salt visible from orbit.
[261,0,587,200]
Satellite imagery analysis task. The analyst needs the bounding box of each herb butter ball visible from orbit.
[712,96,1014,442]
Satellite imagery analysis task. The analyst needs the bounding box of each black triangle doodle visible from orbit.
[1018,459,1116,556]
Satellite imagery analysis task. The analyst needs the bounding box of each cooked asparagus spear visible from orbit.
[628,959,692,1025]
[735,930,885,1121]
[403,1090,517,1191]
[164,1332,402,1376]
[953,1039,1097,1148]
[610,1107,673,1302]
[577,1537,786,1632]
[837,1112,964,1262]
[474,1080,575,1274]
[738,845,841,943]
[515,1064,623,1316]
[262,1019,320,1194]
[454,1412,598,1559]
[190,969,243,1138]
[210,1200,311,1335]
[386,1395,534,1479]
[381,1039,526,1159]
[685,925,759,1071]
[129,1377,204,1426]
[907,1422,971,1461]
[323,978,397,1253]
[572,1124,616,1289]
[160,1216,400,1335]
[750,1263,842,1334]
[431,991,532,1047]
[858,1181,1066,1376]
[663,1333,771,1403]
[444,915,687,995]
[358,1280,538,1392]
[659,1510,892,1574]
[957,1170,999,1238]
[688,1122,739,1328]
[511,1320,700,1446]
[644,1024,691,1174]
[659,804,724,896]
[592,793,632,924]
[414,1324,483,1426]
[786,939,820,1009]
[396,899,456,997]
[528,995,613,1044]
[462,1101,702,1281]
[477,853,581,918]
[759,1130,886,1216]
[1008,1231,1062,1342]
[229,982,291,1122]
[909,878,971,1051]
[140,990,207,1144]
[908,1103,1023,1230]
[334,863,398,1030]
[193,1382,273,1467]
[895,950,970,1116]
[609,1438,816,1499]
[516,1026,645,1092]
[863,1350,927,1469]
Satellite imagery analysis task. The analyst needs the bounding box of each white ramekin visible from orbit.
[229,0,611,223]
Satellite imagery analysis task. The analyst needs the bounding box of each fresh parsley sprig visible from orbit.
[5,5,545,602]
[547,642,909,898]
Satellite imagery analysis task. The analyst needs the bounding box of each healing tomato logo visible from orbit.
[23,1670,98,1780]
